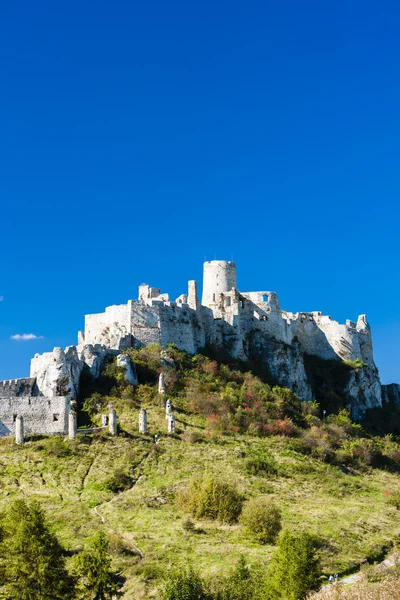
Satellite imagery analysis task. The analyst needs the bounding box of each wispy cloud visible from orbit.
[10,333,44,341]
[0,296,3,301]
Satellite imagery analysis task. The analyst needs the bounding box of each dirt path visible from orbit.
[323,554,396,589]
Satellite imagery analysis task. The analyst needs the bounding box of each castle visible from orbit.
[0,260,397,435]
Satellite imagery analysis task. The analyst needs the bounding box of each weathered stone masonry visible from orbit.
[0,260,395,433]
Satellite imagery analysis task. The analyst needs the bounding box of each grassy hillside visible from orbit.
[2,344,400,598]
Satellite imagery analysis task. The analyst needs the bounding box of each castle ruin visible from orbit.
[0,260,396,434]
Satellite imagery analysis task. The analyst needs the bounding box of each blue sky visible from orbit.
[0,0,399,383]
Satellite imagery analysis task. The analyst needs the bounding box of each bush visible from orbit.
[105,469,133,493]
[178,475,244,524]
[245,448,278,476]
[212,556,260,600]
[240,497,282,544]
[162,565,209,600]
[38,436,74,458]
[384,489,400,509]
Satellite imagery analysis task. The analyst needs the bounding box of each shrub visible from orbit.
[182,430,204,444]
[178,475,244,524]
[384,489,400,509]
[39,436,74,458]
[212,556,260,600]
[344,358,367,369]
[105,469,133,493]
[162,565,209,600]
[240,497,282,544]
[244,448,278,476]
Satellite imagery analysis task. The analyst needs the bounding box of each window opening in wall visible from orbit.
[240,300,245,309]
[213,294,216,302]
[53,414,59,422]
[13,414,17,422]
[226,297,231,307]
[263,294,268,302]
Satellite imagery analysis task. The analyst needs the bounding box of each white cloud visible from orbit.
[10,333,44,341]
[0,296,3,301]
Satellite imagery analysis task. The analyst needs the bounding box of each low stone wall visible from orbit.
[0,396,69,436]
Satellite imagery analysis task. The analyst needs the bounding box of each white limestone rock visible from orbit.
[117,354,138,385]
[30,346,83,399]
[345,366,382,420]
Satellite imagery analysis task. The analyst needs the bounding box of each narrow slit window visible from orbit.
[263,294,268,302]
[53,414,59,422]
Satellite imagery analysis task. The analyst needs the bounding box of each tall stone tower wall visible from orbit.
[202,260,237,307]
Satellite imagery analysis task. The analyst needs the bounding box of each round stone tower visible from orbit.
[202,260,237,307]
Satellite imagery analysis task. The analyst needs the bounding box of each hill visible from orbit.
[2,344,400,598]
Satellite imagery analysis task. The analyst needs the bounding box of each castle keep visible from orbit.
[0,260,395,435]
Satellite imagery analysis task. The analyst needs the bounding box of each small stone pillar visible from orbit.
[165,399,173,419]
[101,414,108,427]
[158,373,165,394]
[109,409,117,436]
[139,409,147,434]
[15,415,24,444]
[168,414,176,434]
[68,411,77,440]
[159,373,167,407]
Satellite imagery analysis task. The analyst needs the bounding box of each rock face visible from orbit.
[116,354,138,385]
[382,384,400,407]
[31,346,83,399]
[345,366,383,420]
[30,344,120,400]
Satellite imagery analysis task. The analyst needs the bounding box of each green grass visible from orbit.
[2,346,400,598]
[1,405,400,598]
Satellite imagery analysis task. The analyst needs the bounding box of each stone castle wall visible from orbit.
[0,260,387,428]
[0,375,69,436]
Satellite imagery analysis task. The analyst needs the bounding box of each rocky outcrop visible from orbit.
[31,346,83,398]
[382,383,400,408]
[345,366,382,420]
[30,344,122,399]
[116,354,138,385]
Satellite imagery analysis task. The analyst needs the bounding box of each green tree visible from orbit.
[0,499,75,600]
[73,531,122,599]
[263,528,321,600]
[162,564,209,600]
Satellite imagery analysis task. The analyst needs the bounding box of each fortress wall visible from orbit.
[159,304,199,354]
[84,304,130,348]
[0,378,37,398]
[0,396,69,436]
[130,302,161,347]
